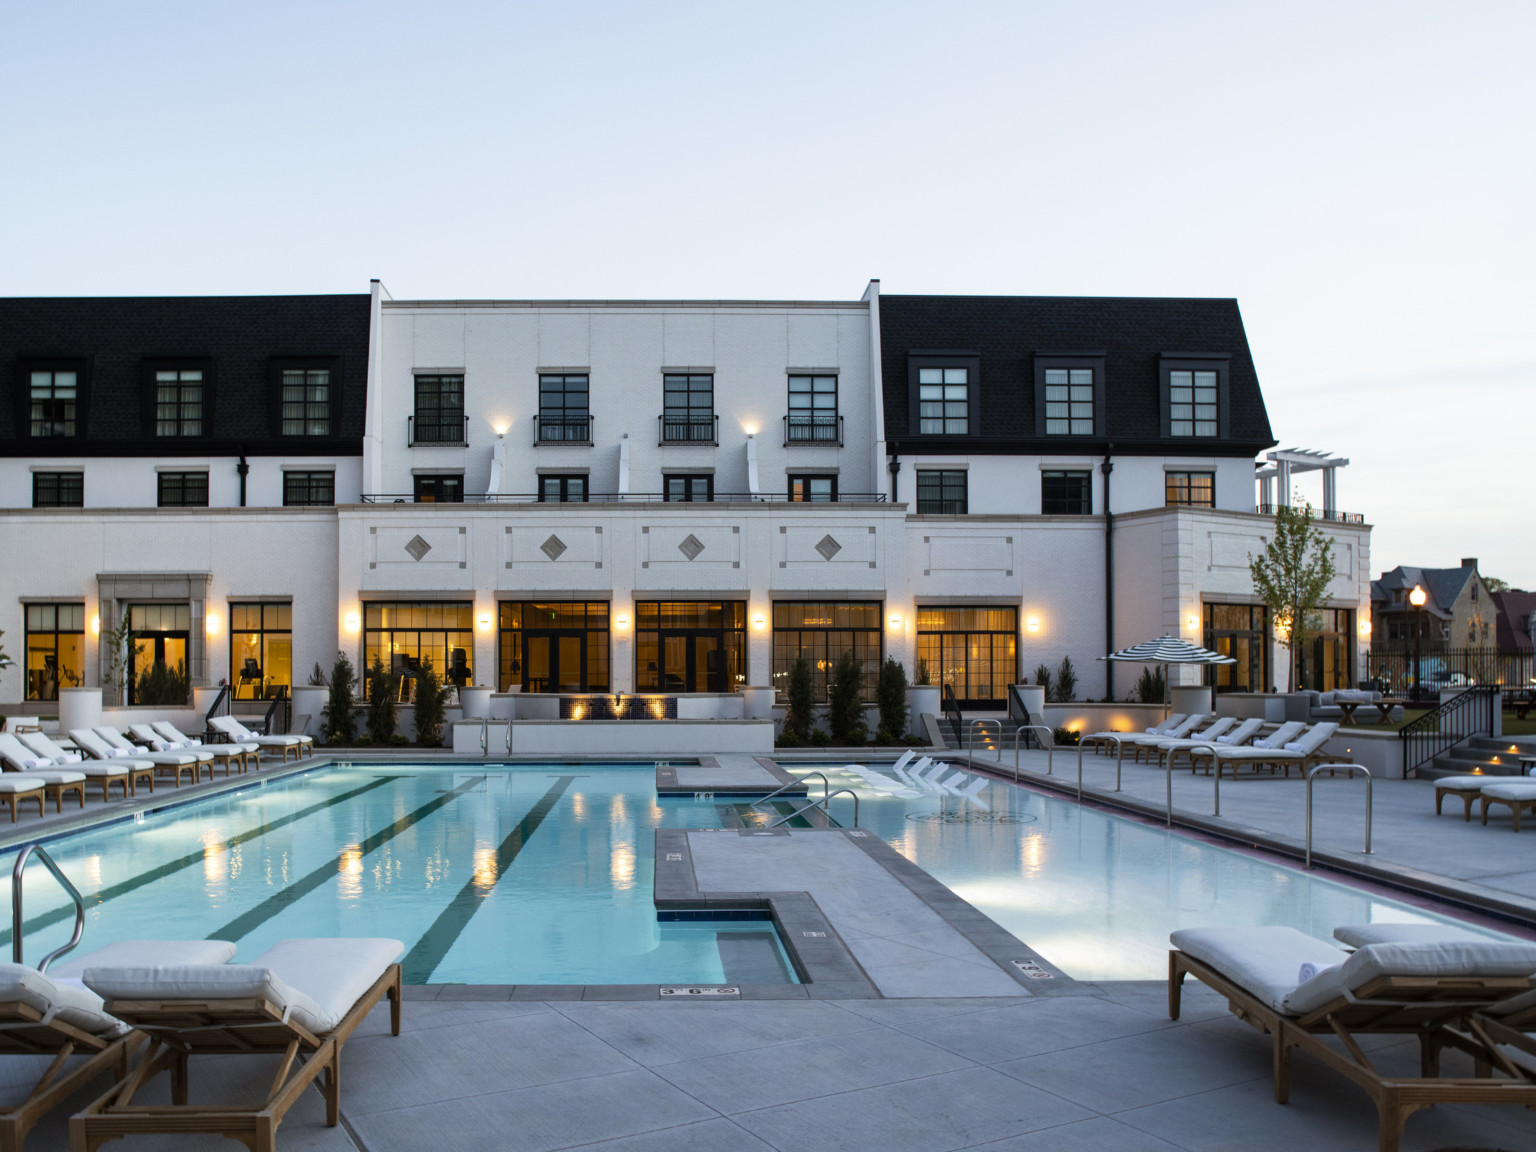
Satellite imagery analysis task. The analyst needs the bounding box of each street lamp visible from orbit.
[1409,584,1427,702]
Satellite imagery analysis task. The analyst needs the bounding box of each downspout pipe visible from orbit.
[237,454,249,508]
[888,450,900,503]
[1101,449,1114,699]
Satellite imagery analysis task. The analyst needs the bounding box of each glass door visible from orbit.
[523,632,588,693]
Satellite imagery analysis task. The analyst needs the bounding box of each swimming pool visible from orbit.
[3,763,796,986]
[799,761,1518,981]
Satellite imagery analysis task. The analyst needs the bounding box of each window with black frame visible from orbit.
[1169,370,1218,437]
[1040,470,1091,514]
[498,601,610,693]
[664,474,712,502]
[772,602,881,701]
[230,603,292,699]
[1166,471,1215,507]
[283,471,335,506]
[787,375,838,442]
[1302,608,1353,692]
[33,472,82,508]
[916,470,966,514]
[24,604,84,701]
[918,368,968,435]
[1204,603,1269,693]
[539,474,588,503]
[158,472,208,507]
[363,601,474,699]
[789,475,836,502]
[538,374,590,442]
[155,369,203,437]
[1043,369,1094,435]
[414,474,463,503]
[29,369,78,437]
[413,374,464,444]
[635,601,745,693]
[662,374,714,442]
[280,369,331,436]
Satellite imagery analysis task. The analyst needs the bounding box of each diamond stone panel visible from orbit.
[404,534,432,561]
[814,533,842,560]
[540,534,568,561]
[678,533,706,561]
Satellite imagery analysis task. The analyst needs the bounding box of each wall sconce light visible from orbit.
[1026,616,1040,632]
[491,419,511,436]
[90,614,100,636]
[478,614,492,630]
[1186,614,1199,632]
[615,614,629,629]
[753,614,766,629]
[888,614,902,628]
[1359,619,1372,637]
[343,612,361,633]
[204,614,221,637]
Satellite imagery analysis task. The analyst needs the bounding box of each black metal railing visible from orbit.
[1254,503,1365,524]
[1007,684,1042,749]
[1400,684,1498,775]
[262,685,290,735]
[202,683,231,736]
[942,683,963,746]
[784,414,843,445]
[658,414,719,444]
[358,490,888,504]
[408,414,470,447]
[533,414,593,444]
[1365,647,1530,700]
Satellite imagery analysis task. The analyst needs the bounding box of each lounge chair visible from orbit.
[1169,925,1536,1152]
[65,731,158,799]
[3,717,42,734]
[1155,717,1266,771]
[1143,716,1234,765]
[0,939,234,1152]
[1117,714,1211,762]
[208,715,313,762]
[0,734,90,812]
[0,775,48,821]
[130,723,244,776]
[1479,782,1536,831]
[1082,713,1186,756]
[91,728,209,788]
[1185,720,1313,778]
[75,938,403,1151]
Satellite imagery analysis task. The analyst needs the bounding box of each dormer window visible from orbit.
[907,353,980,437]
[153,367,206,437]
[29,368,80,438]
[1034,354,1104,437]
[1160,354,1230,439]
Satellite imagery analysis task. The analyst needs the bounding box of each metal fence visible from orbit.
[1365,647,1533,696]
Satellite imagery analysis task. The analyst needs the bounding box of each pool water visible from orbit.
[800,761,1518,981]
[3,763,796,985]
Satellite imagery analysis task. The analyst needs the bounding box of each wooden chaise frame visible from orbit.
[1169,948,1536,1152]
[70,962,401,1152]
[0,997,141,1152]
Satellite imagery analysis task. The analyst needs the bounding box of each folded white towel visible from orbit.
[1145,727,1158,734]
[22,757,48,769]
[1216,735,1235,744]
[110,749,129,758]
[133,745,149,754]
[1298,961,1339,984]
[59,752,82,763]
[1283,742,1305,752]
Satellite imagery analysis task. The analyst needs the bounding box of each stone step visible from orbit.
[1416,763,1527,782]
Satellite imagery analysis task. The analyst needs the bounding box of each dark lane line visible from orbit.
[0,777,396,949]
[210,776,487,942]
[401,775,577,982]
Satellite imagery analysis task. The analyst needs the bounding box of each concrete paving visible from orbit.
[965,744,1536,923]
[671,754,784,790]
[18,988,1535,1151]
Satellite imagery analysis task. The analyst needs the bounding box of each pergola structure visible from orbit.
[1256,448,1351,519]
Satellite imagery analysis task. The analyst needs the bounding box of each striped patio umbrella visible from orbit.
[1099,636,1234,710]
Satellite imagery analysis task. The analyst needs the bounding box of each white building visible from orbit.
[0,281,1371,726]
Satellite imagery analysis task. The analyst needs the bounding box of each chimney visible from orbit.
[1461,558,1478,570]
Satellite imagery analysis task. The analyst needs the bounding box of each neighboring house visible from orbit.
[0,280,1373,719]
[1492,589,1536,688]
[1369,559,1497,688]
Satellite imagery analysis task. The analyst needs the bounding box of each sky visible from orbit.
[2,1,1531,584]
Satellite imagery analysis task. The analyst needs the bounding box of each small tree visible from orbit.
[1033,663,1054,702]
[827,649,868,745]
[413,657,450,746]
[1132,666,1165,704]
[876,657,908,741]
[366,656,398,743]
[914,657,931,686]
[102,611,138,706]
[1055,656,1078,703]
[783,657,815,743]
[324,651,358,745]
[307,662,328,687]
[1249,500,1338,690]
[136,659,189,706]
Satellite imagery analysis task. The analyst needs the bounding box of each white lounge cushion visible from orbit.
[0,777,47,793]
[252,938,403,1032]
[84,964,327,1031]
[1481,783,1536,801]
[51,939,237,980]
[1172,926,1346,1014]
[26,770,85,784]
[0,962,126,1036]
[1435,775,1497,790]
[1283,940,1536,1016]
[1333,922,1492,948]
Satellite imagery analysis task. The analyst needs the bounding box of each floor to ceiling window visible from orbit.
[771,602,882,701]
[916,606,1017,708]
[363,602,474,699]
[635,602,745,692]
[498,602,610,692]
[1204,603,1270,693]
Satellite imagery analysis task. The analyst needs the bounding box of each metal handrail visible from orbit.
[479,717,488,756]
[505,715,513,755]
[1305,764,1374,868]
[767,787,860,828]
[203,682,231,728]
[262,685,289,735]
[1011,725,1054,779]
[753,771,829,808]
[965,719,1002,769]
[1075,735,1130,802]
[12,845,85,972]
[356,490,888,505]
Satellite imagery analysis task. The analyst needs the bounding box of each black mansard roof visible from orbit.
[880,294,1276,455]
[0,295,371,457]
